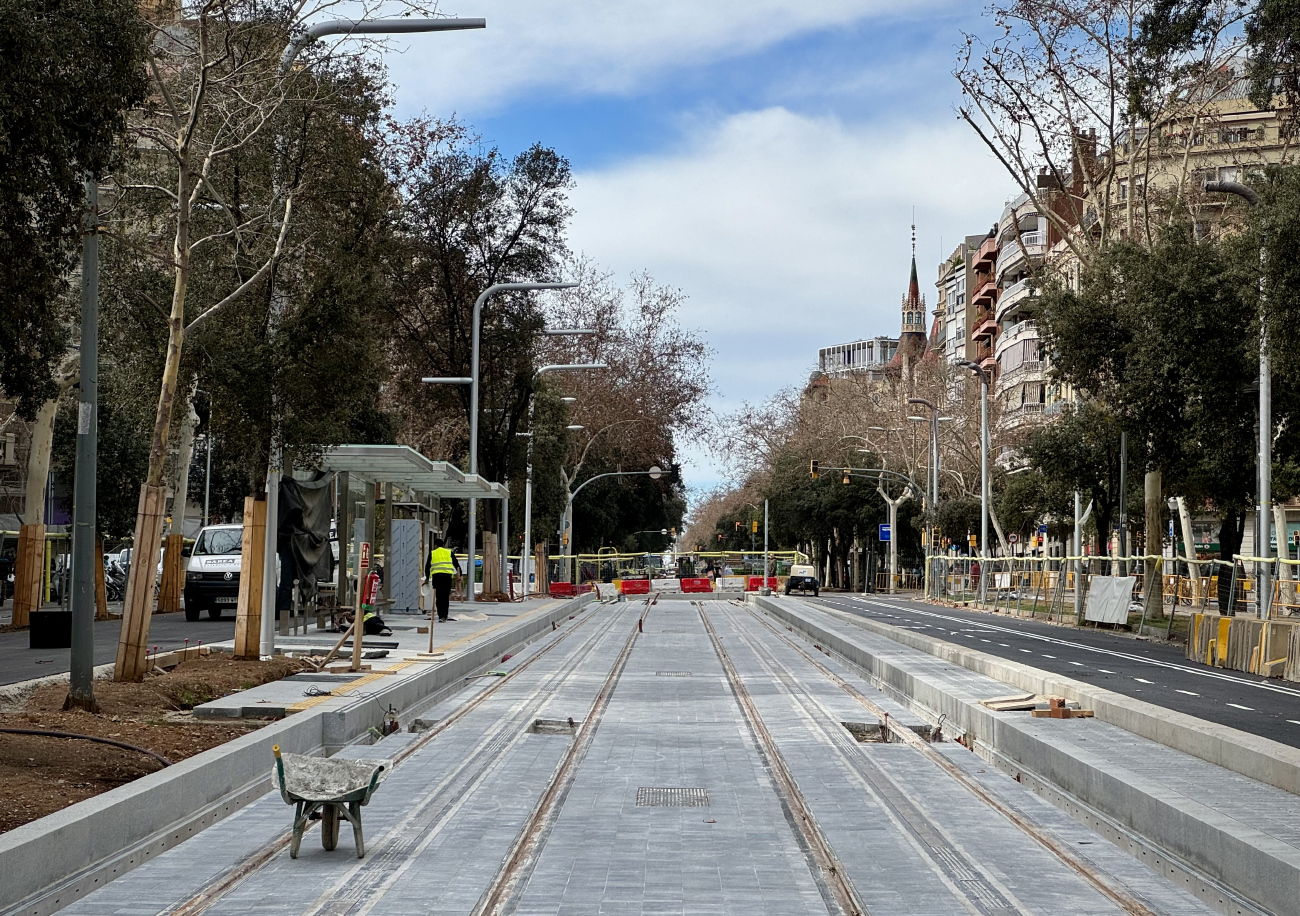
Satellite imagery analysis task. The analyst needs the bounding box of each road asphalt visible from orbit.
[0,605,237,687]
[812,592,1300,748]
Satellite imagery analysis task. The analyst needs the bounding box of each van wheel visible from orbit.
[184,603,201,622]
[207,606,223,620]
[812,587,819,597]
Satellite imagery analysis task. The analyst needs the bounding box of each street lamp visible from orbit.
[1205,179,1271,617]
[463,282,577,604]
[520,361,605,595]
[908,397,940,597]
[258,16,488,658]
[956,359,990,603]
[563,466,662,579]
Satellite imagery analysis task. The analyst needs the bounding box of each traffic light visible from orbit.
[842,472,851,485]
[735,521,742,530]
[810,459,819,479]
[751,521,758,533]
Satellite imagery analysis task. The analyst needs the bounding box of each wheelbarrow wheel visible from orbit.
[321,804,340,851]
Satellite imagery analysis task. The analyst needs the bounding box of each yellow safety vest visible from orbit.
[429,547,456,576]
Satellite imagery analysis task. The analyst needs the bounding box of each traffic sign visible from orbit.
[1007,533,1019,545]
[879,523,891,542]
[359,542,371,569]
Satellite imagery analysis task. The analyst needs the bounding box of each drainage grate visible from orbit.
[655,671,692,677]
[636,787,710,807]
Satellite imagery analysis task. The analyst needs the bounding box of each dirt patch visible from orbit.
[0,654,306,833]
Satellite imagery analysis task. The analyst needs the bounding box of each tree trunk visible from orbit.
[23,397,58,527]
[1143,470,1163,620]
[168,388,199,536]
[116,165,193,681]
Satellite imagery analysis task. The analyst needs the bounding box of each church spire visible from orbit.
[900,220,926,338]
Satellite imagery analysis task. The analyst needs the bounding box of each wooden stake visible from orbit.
[233,496,267,659]
[12,523,44,627]
[115,484,167,681]
[158,532,184,613]
[94,537,108,620]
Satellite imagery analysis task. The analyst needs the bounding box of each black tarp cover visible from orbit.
[278,474,334,609]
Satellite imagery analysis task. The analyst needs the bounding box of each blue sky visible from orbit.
[377,1,1016,501]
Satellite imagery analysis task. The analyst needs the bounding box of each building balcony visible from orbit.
[995,278,1034,322]
[971,311,998,341]
[994,318,1038,357]
[973,236,998,272]
[995,233,1046,282]
[971,278,998,309]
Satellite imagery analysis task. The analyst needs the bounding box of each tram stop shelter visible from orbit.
[315,444,509,618]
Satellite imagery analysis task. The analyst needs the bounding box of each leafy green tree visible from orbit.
[1038,225,1256,565]
[0,0,146,416]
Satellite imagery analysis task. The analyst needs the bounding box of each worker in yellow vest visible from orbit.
[426,537,461,622]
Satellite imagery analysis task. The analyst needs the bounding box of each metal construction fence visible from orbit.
[918,553,1300,635]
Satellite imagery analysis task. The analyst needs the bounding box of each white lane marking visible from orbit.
[980,639,992,643]
[1288,720,1300,726]
[844,596,1300,700]
[1041,654,1057,659]
[1134,678,1154,684]
[1068,661,1085,666]
[1227,703,1254,711]
[1019,649,1032,653]
[1176,690,1200,696]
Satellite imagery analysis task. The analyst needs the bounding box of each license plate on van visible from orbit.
[215,597,239,604]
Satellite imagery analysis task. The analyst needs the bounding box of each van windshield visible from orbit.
[195,529,242,556]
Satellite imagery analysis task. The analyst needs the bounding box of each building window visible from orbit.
[1218,165,1239,183]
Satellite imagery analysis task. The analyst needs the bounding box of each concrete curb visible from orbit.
[797,596,1300,796]
[750,594,1300,916]
[0,594,595,916]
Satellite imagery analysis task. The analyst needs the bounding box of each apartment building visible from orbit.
[817,336,899,379]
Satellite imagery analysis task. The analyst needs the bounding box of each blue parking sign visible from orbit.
[879,523,891,542]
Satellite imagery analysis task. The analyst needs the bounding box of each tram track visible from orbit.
[162,599,621,916]
[697,601,868,916]
[472,597,651,916]
[732,599,1166,916]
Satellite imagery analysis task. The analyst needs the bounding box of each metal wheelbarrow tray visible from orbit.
[272,745,388,858]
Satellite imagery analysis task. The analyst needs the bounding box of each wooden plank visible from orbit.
[11,523,44,627]
[233,496,266,659]
[115,484,167,681]
[94,537,108,620]
[158,532,183,614]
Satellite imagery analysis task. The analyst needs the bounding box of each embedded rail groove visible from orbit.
[740,600,1164,916]
[716,602,1024,916]
[697,602,868,916]
[473,598,650,916]
[160,601,613,916]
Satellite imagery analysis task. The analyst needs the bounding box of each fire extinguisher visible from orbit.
[361,572,380,612]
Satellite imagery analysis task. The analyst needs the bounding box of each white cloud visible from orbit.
[380,0,946,113]
[565,107,1013,491]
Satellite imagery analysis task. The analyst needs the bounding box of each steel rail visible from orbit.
[697,602,867,916]
[473,596,651,916]
[161,601,612,916]
[289,606,633,916]
[717,601,1024,916]
[742,601,1163,916]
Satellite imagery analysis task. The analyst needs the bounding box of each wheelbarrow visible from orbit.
[272,745,387,858]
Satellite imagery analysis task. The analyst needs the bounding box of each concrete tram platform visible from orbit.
[9,593,1277,916]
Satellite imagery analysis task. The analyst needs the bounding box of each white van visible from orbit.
[183,525,244,621]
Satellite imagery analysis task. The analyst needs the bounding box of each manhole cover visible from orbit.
[636,787,710,807]
[655,671,692,677]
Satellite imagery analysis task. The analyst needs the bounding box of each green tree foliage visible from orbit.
[1247,0,1300,112]
[0,0,146,416]
[1037,224,1257,554]
[1023,404,1122,543]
